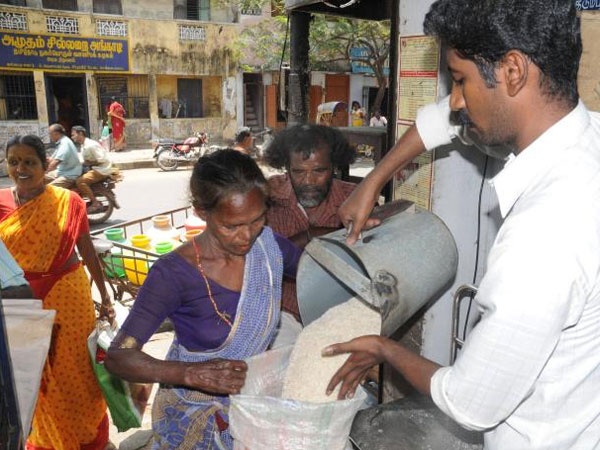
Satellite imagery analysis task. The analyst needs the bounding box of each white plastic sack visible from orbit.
[2,299,56,439]
[230,345,366,450]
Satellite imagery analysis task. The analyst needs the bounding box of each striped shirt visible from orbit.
[267,174,356,321]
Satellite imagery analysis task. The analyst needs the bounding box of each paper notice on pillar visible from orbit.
[578,11,600,113]
[2,299,56,438]
[394,36,440,210]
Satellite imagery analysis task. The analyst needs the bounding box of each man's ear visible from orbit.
[500,50,530,97]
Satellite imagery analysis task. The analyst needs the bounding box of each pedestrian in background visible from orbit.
[107,96,126,152]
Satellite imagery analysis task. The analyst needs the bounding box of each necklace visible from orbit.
[192,238,233,328]
[12,186,45,206]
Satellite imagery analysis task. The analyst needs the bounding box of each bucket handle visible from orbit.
[304,238,379,307]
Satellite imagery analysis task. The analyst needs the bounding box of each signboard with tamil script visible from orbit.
[576,0,600,10]
[0,31,130,73]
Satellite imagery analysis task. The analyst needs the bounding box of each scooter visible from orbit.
[153,131,210,171]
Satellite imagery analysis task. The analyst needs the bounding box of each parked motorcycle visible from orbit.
[75,175,121,225]
[153,131,210,171]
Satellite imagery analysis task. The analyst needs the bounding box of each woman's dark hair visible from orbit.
[190,148,268,212]
[6,135,48,170]
[351,101,361,109]
[264,124,356,169]
[424,0,581,107]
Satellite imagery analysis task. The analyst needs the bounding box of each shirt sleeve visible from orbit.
[0,238,28,288]
[430,222,585,431]
[119,258,183,345]
[274,233,301,279]
[415,96,460,151]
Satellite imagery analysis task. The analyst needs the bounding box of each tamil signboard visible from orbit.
[0,31,130,72]
[576,0,600,9]
[350,47,390,76]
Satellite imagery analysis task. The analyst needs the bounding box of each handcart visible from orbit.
[91,206,196,307]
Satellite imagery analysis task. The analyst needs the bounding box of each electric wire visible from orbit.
[462,154,489,341]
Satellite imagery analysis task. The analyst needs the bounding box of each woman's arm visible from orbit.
[105,336,248,395]
[77,232,113,319]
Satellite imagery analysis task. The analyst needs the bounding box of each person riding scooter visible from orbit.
[71,126,112,213]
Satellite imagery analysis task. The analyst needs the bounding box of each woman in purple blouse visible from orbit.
[105,150,301,449]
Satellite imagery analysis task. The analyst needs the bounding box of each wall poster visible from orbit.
[395,35,440,210]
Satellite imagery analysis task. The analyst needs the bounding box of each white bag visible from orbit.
[229,346,367,450]
[2,299,56,439]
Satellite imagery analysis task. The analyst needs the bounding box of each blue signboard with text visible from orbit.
[350,47,390,76]
[0,31,130,72]
[576,0,600,10]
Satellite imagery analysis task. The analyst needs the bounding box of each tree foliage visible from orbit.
[235,0,391,112]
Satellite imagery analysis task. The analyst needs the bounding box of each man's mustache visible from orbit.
[451,109,473,127]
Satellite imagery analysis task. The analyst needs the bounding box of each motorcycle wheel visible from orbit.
[87,193,114,225]
[156,148,179,171]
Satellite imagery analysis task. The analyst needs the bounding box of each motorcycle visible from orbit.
[74,174,122,225]
[153,131,210,172]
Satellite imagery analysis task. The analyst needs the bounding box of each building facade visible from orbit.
[0,0,250,150]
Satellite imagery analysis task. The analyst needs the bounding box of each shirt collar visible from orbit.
[491,101,590,218]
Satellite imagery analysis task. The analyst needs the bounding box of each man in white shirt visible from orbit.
[71,126,112,213]
[369,110,387,128]
[326,1,600,449]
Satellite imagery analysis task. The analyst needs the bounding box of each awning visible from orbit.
[284,0,392,21]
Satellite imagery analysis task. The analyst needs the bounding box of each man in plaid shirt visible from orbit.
[264,124,357,347]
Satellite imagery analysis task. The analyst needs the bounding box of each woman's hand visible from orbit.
[98,292,115,325]
[323,335,387,400]
[183,359,248,395]
[338,185,382,245]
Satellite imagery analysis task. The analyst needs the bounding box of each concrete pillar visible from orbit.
[85,73,101,139]
[33,71,48,139]
[148,74,160,140]
[26,0,42,8]
[78,0,93,13]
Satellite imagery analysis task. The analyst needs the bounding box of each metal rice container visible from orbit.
[296,201,458,336]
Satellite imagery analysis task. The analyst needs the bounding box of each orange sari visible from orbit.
[0,186,108,450]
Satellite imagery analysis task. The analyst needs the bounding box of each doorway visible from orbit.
[243,73,264,131]
[45,74,89,135]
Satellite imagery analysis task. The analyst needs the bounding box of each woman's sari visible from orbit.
[0,186,108,450]
[109,101,126,151]
[149,227,283,450]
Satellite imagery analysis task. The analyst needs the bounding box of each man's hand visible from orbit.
[183,359,248,395]
[338,186,382,245]
[323,335,387,400]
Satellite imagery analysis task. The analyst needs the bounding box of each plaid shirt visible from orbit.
[267,174,356,321]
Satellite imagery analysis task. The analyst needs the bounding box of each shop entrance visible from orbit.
[45,74,89,135]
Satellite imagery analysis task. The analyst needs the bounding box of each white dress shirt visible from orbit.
[418,100,600,449]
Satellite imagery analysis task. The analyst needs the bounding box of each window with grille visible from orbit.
[42,0,78,11]
[176,78,202,118]
[0,74,37,120]
[97,75,149,119]
[0,0,26,6]
[174,0,210,21]
[93,0,122,15]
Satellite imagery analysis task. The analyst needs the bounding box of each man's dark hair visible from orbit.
[190,148,268,212]
[6,135,48,170]
[264,124,356,169]
[423,0,581,106]
[71,125,87,137]
[234,127,252,144]
[49,123,66,135]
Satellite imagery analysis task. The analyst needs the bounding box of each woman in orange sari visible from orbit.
[107,97,126,152]
[0,135,113,450]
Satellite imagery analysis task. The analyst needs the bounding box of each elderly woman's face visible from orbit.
[203,187,267,256]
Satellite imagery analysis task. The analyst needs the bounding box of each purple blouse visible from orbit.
[120,232,301,351]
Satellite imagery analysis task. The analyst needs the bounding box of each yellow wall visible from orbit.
[0,6,238,76]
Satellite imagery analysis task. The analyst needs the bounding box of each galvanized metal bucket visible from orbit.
[297,201,458,336]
